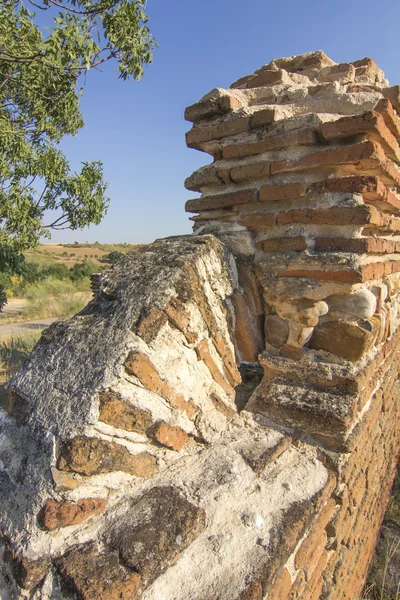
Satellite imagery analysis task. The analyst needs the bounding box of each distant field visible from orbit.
[25,242,141,267]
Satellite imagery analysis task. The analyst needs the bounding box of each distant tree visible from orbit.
[0,0,156,253]
[106,250,124,264]
[69,259,97,280]
[44,263,70,280]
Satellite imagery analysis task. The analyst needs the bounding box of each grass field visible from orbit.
[24,242,139,268]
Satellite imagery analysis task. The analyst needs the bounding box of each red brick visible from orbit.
[184,95,242,123]
[382,85,400,113]
[223,128,316,159]
[245,69,287,88]
[271,141,400,187]
[147,421,189,451]
[238,212,277,230]
[125,351,198,419]
[278,268,362,283]
[186,116,250,148]
[321,111,400,161]
[251,108,277,128]
[258,237,307,252]
[260,182,307,202]
[196,339,236,398]
[277,205,377,226]
[268,568,292,600]
[374,98,400,139]
[38,498,107,530]
[231,160,271,183]
[312,174,382,196]
[314,237,400,254]
[185,189,258,213]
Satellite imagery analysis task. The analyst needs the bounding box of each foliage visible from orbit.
[106,250,124,264]
[0,0,155,253]
[44,262,70,280]
[22,276,91,319]
[69,258,97,280]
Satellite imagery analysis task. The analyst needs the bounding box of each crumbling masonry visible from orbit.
[0,51,399,599]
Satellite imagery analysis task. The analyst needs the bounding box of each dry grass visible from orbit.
[0,332,42,407]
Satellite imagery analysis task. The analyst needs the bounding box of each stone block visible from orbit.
[56,543,142,600]
[58,436,157,477]
[38,498,107,530]
[185,189,258,213]
[99,390,153,433]
[108,487,206,586]
[309,321,377,361]
[4,546,51,591]
[147,421,189,451]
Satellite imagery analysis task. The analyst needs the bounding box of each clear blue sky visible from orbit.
[51,0,400,244]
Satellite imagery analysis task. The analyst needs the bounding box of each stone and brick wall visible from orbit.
[0,51,399,600]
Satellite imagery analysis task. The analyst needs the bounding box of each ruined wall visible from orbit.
[0,51,399,600]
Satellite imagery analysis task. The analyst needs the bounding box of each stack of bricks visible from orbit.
[185,50,400,368]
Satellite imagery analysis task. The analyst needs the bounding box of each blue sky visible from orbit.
[51,0,400,244]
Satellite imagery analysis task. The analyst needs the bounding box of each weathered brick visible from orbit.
[147,420,189,451]
[382,85,400,113]
[295,499,336,570]
[185,189,258,213]
[314,237,400,254]
[258,237,307,252]
[238,212,276,230]
[374,98,400,139]
[245,69,289,88]
[58,436,158,477]
[232,292,263,362]
[271,141,400,187]
[125,351,198,419]
[186,116,250,148]
[240,435,291,476]
[109,487,206,586]
[277,205,377,226]
[38,498,107,530]
[223,128,316,159]
[231,160,271,183]
[56,543,142,600]
[267,567,292,600]
[162,296,197,344]
[4,546,51,591]
[196,339,236,398]
[135,306,168,343]
[212,331,241,387]
[321,111,400,161]
[251,107,277,129]
[259,182,307,202]
[184,95,242,122]
[277,268,362,283]
[99,390,153,433]
[184,164,226,192]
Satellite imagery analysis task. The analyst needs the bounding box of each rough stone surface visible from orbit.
[58,436,158,477]
[38,498,107,530]
[106,487,206,586]
[56,543,143,600]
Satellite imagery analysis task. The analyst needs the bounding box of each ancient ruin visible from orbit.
[1,51,399,599]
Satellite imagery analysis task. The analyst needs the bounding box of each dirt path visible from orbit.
[0,317,59,339]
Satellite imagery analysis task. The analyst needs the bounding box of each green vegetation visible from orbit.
[0,331,42,407]
[22,277,91,320]
[0,0,155,254]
